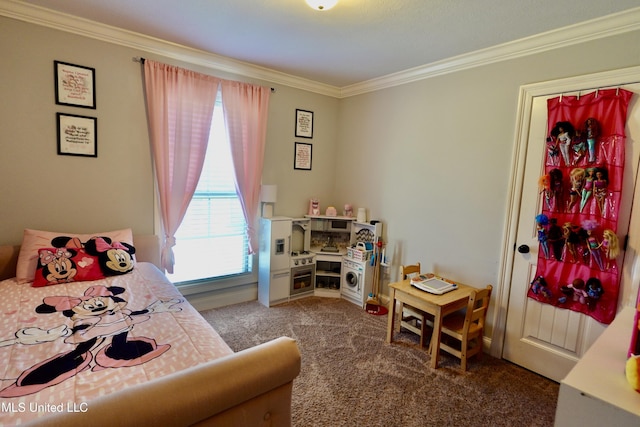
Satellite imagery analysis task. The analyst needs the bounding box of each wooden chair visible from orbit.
[399,263,433,346]
[436,285,492,371]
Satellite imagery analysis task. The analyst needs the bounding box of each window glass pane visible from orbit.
[167,94,250,284]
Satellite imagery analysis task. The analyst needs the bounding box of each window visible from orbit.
[167,93,251,284]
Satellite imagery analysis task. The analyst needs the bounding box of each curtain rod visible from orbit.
[132,56,276,92]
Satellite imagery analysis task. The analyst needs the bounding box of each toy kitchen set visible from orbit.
[258,206,383,308]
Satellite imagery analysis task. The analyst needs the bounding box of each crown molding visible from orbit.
[0,0,341,97]
[1,0,639,99]
[341,7,640,97]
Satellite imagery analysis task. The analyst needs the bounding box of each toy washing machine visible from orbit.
[341,257,373,307]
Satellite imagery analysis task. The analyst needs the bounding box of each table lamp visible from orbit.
[261,185,277,218]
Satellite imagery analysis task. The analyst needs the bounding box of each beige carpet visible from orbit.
[200,296,559,427]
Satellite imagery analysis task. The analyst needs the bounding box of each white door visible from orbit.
[500,68,640,382]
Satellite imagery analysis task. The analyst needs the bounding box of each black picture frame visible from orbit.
[57,113,98,157]
[295,109,313,138]
[54,61,96,109]
[294,142,312,170]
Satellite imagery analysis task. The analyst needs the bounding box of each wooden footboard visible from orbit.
[0,244,19,281]
[30,337,301,427]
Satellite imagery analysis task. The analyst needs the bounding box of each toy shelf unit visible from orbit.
[347,221,383,263]
[314,253,343,298]
[306,215,354,297]
[350,221,382,248]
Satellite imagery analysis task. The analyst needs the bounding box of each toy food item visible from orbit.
[626,355,640,393]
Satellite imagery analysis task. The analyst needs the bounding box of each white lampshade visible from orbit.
[261,185,278,203]
[305,0,338,11]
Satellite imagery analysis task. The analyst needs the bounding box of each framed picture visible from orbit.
[54,61,96,109]
[294,142,312,170]
[295,109,313,138]
[57,113,97,157]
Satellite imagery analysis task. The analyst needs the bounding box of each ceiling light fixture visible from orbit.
[305,0,338,11]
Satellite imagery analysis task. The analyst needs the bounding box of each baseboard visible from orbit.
[189,286,392,313]
[186,283,257,311]
[379,294,390,306]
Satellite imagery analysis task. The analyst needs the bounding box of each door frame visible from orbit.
[491,65,640,358]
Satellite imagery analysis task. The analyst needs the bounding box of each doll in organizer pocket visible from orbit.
[594,167,609,215]
[584,117,600,164]
[539,169,563,212]
[546,136,560,166]
[582,220,604,270]
[535,214,550,259]
[563,222,587,264]
[601,229,619,270]
[551,121,575,167]
[539,175,552,211]
[549,168,563,212]
[568,168,585,212]
[547,218,565,261]
[580,168,596,213]
[572,130,587,166]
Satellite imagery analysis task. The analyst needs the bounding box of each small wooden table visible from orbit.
[386,277,475,369]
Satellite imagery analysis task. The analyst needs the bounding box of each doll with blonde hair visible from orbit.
[602,229,619,269]
[568,168,585,211]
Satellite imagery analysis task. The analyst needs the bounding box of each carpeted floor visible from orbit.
[200,296,559,427]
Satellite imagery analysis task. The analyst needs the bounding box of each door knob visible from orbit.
[517,244,530,254]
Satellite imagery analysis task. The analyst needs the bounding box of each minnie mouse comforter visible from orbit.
[0,263,232,425]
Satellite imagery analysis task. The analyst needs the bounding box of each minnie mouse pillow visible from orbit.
[84,237,136,276]
[16,228,134,284]
[32,237,136,287]
[33,248,105,287]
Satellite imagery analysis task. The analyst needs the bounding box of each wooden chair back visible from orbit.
[398,263,432,345]
[464,285,492,336]
[399,263,421,280]
[439,284,492,371]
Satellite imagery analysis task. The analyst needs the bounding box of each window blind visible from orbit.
[168,94,250,283]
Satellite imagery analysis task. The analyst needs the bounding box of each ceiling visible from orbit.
[15,0,640,88]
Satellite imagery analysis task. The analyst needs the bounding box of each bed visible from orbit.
[0,230,301,426]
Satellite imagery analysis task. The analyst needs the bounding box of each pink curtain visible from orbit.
[143,60,220,273]
[220,80,271,254]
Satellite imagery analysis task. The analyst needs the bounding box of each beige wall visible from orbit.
[0,16,338,245]
[261,84,339,217]
[335,31,640,301]
[1,18,154,240]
